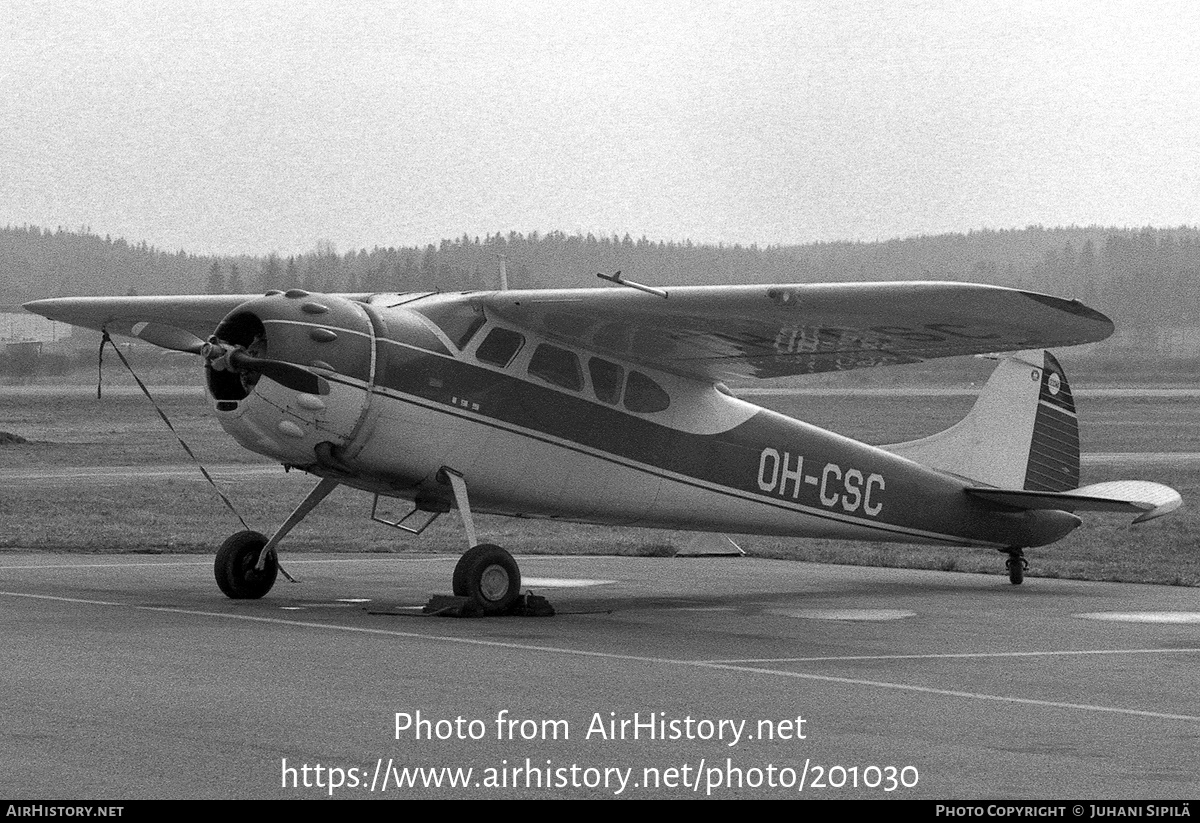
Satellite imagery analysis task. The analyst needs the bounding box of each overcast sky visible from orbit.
[3,0,1198,256]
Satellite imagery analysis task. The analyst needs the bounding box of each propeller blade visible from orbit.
[227,351,329,395]
[130,322,206,354]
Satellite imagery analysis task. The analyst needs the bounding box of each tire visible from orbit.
[452,544,520,615]
[215,530,278,599]
[1006,556,1025,585]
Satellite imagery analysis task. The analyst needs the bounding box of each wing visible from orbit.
[471,282,1114,381]
[27,282,1114,380]
[23,293,370,353]
[22,294,260,352]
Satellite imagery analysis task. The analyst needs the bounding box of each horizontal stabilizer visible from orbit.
[966,481,1182,524]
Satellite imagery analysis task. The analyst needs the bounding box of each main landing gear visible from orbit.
[452,544,522,615]
[211,467,524,615]
[1003,548,1028,585]
[438,468,521,615]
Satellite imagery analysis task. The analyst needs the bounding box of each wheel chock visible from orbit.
[421,592,555,618]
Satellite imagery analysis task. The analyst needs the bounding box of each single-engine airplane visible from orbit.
[24,279,1181,613]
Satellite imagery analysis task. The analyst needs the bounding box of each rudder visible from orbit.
[1023,351,1078,492]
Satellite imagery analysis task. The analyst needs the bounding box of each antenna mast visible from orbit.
[496,254,509,291]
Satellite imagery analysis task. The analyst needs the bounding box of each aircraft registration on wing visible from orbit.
[24,279,1181,614]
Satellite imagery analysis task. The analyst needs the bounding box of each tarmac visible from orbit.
[1,551,1197,799]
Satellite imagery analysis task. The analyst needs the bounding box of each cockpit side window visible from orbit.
[475,327,525,368]
[412,302,486,350]
[528,344,583,391]
[386,311,452,355]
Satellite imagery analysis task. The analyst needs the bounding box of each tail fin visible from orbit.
[888,351,1182,524]
[884,350,1078,491]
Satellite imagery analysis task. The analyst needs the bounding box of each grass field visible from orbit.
[1,376,1197,587]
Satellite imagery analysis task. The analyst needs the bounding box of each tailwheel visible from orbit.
[215,530,278,599]
[453,544,521,615]
[1004,549,1028,585]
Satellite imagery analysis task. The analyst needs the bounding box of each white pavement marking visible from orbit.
[1082,453,1200,465]
[0,466,285,482]
[3,589,1199,724]
[1077,612,1200,624]
[712,648,1200,663]
[523,577,616,588]
[737,388,1200,398]
[764,608,917,621]
[0,556,450,571]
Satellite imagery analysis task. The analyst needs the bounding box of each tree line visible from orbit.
[4,224,1200,360]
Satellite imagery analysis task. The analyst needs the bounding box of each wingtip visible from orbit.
[1020,291,1115,338]
[1131,494,1183,524]
[22,296,88,320]
[22,298,53,315]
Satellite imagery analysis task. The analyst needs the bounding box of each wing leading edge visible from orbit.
[22,294,262,348]
[22,293,372,353]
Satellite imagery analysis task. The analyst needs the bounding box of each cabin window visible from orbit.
[624,370,670,413]
[588,357,624,404]
[475,327,525,367]
[413,302,485,350]
[528,344,583,391]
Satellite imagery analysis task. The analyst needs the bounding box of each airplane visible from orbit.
[23,278,1182,614]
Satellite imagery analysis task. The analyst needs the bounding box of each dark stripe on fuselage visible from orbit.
[258,314,1052,545]
[329,371,983,544]
[335,343,1038,546]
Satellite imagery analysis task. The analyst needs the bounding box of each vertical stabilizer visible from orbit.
[883,351,1079,491]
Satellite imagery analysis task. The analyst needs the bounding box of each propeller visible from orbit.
[203,342,328,395]
[227,350,328,395]
[128,320,327,395]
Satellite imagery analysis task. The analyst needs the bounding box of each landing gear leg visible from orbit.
[440,468,521,615]
[1004,548,1028,585]
[214,476,340,599]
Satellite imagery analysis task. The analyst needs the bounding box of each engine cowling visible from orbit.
[205,290,378,470]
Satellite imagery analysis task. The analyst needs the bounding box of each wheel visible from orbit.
[452,544,520,615]
[1005,552,1027,585]
[215,530,278,599]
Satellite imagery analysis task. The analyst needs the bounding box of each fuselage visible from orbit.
[206,290,1079,550]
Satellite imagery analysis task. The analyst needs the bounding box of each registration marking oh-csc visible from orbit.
[757,448,885,516]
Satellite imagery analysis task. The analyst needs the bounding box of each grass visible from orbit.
[1,377,1197,587]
